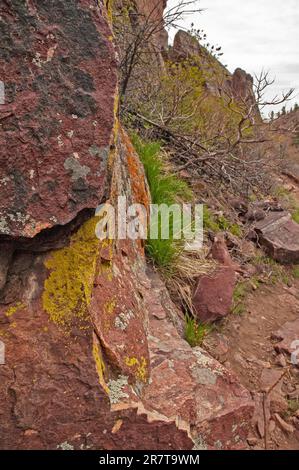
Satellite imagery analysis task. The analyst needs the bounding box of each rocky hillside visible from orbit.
[0,0,298,451]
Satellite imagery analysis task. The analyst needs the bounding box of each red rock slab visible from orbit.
[139,269,254,450]
[0,0,118,238]
[193,267,236,323]
[255,212,299,264]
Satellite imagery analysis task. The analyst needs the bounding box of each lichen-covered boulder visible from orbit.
[0,0,118,238]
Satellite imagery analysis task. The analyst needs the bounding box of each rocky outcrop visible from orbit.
[0,0,254,450]
[170,31,260,118]
[283,162,299,184]
[135,0,168,51]
[0,127,254,450]
[172,30,205,59]
[254,212,299,264]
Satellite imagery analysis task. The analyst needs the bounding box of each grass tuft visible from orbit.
[292,265,299,279]
[185,315,211,347]
[131,133,193,273]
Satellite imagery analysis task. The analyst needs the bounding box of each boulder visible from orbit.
[172,30,203,58]
[255,212,299,264]
[193,237,236,323]
[193,267,236,323]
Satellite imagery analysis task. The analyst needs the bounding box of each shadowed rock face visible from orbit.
[0,0,118,239]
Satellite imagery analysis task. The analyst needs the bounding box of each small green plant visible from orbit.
[287,399,299,416]
[292,265,299,279]
[292,207,299,224]
[185,315,211,347]
[203,207,220,232]
[203,209,242,237]
[252,255,290,285]
[273,186,299,224]
[232,282,249,315]
[229,223,243,238]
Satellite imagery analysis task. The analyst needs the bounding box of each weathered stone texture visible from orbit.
[0,0,118,238]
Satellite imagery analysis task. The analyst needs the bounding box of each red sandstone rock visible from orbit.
[255,212,299,264]
[192,237,236,323]
[260,369,288,415]
[0,124,254,450]
[0,0,118,239]
[193,267,236,323]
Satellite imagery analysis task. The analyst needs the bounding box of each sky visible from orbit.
[167,0,299,115]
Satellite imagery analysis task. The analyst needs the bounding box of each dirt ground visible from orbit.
[203,175,299,450]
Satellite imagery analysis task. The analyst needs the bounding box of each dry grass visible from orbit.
[167,248,217,316]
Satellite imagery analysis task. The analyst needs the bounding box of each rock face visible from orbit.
[229,68,254,104]
[255,212,299,264]
[0,128,254,449]
[170,32,259,118]
[135,0,168,51]
[0,0,118,239]
[0,0,254,450]
[192,237,236,323]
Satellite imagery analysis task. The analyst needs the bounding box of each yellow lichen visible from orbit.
[42,217,99,330]
[5,302,26,318]
[104,0,114,24]
[125,356,148,383]
[104,298,117,315]
[93,339,110,395]
[108,92,120,171]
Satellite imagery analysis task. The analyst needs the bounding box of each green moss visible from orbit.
[42,217,99,331]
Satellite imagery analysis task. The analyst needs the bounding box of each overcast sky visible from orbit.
[167,0,299,115]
